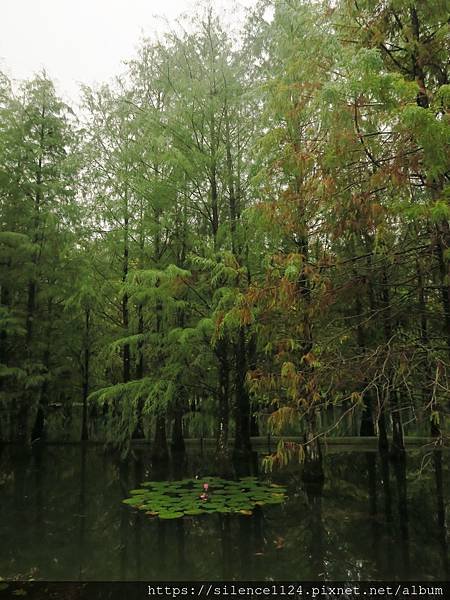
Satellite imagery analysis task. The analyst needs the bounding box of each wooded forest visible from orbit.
[0,0,449,468]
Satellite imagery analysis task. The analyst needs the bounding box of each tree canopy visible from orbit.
[0,0,448,464]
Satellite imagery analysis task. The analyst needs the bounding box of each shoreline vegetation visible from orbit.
[1,436,445,447]
[0,0,449,475]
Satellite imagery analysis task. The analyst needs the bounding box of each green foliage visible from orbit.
[1,0,448,454]
[122,477,287,519]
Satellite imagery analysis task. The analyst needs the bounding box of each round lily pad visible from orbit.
[159,511,184,520]
[122,496,145,505]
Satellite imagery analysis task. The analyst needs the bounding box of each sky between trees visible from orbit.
[0,0,257,101]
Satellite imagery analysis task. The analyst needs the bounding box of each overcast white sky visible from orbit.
[0,0,256,102]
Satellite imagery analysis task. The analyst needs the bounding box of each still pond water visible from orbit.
[0,445,448,581]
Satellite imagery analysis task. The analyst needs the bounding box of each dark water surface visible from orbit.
[0,445,448,581]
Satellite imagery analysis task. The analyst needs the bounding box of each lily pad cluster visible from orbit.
[122,476,287,519]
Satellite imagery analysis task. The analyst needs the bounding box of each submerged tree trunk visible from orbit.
[219,515,232,580]
[393,452,410,577]
[303,462,325,578]
[366,452,382,572]
[433,450,450,579]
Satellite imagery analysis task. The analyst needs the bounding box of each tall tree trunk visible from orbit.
[209,107,219,251]
[152,414,169,462]
[381,266,404,455]
[122,197,130,384]
[247,333,259,437]
[363,251,388,447]
[31,297,53,441]
[171,404,185,455]
[81,308,90,441]
[216,339,230,458]
[151,219,168,460]
[20,281,37,442]
[224,99,239,255]
[133,211,146,438]
[22,112,45,443]
[353,258,375,437]
[233,328,251,457]
[435,221,450,360]
[136,304,144,381]
[416,257,433,417]
[296,219,322,472]
[410,4,448,436]
[224,100,251,457]
[132,303,145,439]
[432,221,450,440]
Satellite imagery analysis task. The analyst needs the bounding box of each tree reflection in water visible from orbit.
[0,445,448,581]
